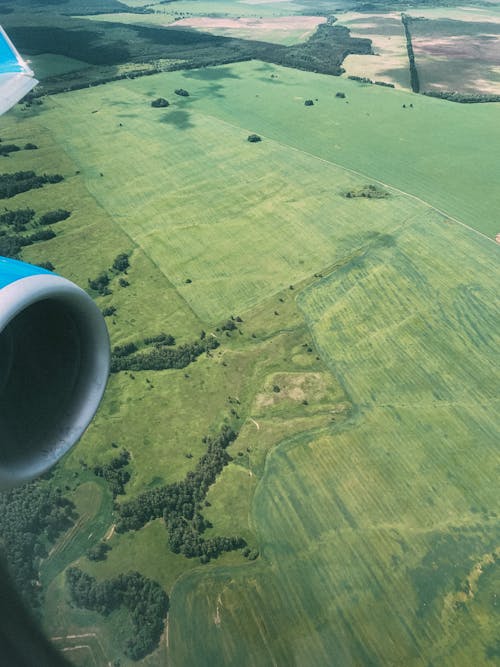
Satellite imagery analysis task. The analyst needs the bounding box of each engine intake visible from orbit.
[0,259,110,488]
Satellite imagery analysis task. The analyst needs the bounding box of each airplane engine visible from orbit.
[0,257,110,489]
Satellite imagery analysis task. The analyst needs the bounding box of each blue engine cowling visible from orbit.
[0,257,110,488]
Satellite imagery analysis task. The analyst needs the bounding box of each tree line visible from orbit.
[66,568,168,660]
[116,424,246,562]
[401,14,420,93]
[422,91,500,104]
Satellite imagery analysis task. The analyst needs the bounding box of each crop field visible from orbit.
[336,5,500,96]
[409,15,500,94]
[0,53,498,666]
[337,11,410,88]
[81,12,324,45]
[82,0,313,28]
[172,16,326,46]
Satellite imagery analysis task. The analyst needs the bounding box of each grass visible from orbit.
[167,211,499,667]
[35,76,428,321]
[0,56,498,666]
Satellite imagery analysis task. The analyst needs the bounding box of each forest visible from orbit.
[0,482,75,608]
[66,568,168,660]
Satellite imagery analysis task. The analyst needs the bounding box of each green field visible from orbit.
[0,55,498,666]
[168,211,499,667]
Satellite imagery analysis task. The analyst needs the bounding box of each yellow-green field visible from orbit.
[0,58,498,666]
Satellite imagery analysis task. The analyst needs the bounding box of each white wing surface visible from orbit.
[0,26,38,115]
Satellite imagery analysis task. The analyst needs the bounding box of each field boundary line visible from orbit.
[199,112,497,247]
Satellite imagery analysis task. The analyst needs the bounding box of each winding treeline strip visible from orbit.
[110,336,219,372]
[401,14,420,94]
[116,425,246,561]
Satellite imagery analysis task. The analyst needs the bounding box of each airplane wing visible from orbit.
[0,25,38,115]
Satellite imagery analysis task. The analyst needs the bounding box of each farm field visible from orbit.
[79,1,326,46]
[409,14,500,94]
[0,51,498,666]
[337,11,410,88]
[172,16,326,46]
[337,4,500,95]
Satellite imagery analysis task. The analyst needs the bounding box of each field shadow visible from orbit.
[182,66,240,81]
[258,76,284,84]
[198,83,226,98]
[255,62,275,72]
[160,110,194,130]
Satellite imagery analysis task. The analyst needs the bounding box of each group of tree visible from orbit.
[88,271,111,296]
[1,207,70,231]
[0,171,63,199]
[38,208,70,225]
[344,184,389,199]
[0,482,76,608]
[116,425,246,561]
[112,252,129,272]
[110,333,219,373]
[66,568,168,660]
[0,207,35,232]
[0,142,38,157]
[93,449,131,498]
[88,251,130,297]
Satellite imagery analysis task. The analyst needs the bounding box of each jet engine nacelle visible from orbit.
[0,257,110,489]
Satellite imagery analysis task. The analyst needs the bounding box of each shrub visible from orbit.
[151,97,169,108]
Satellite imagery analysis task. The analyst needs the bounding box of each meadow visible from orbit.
[0,55,498,665]
[168,198,499,667]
